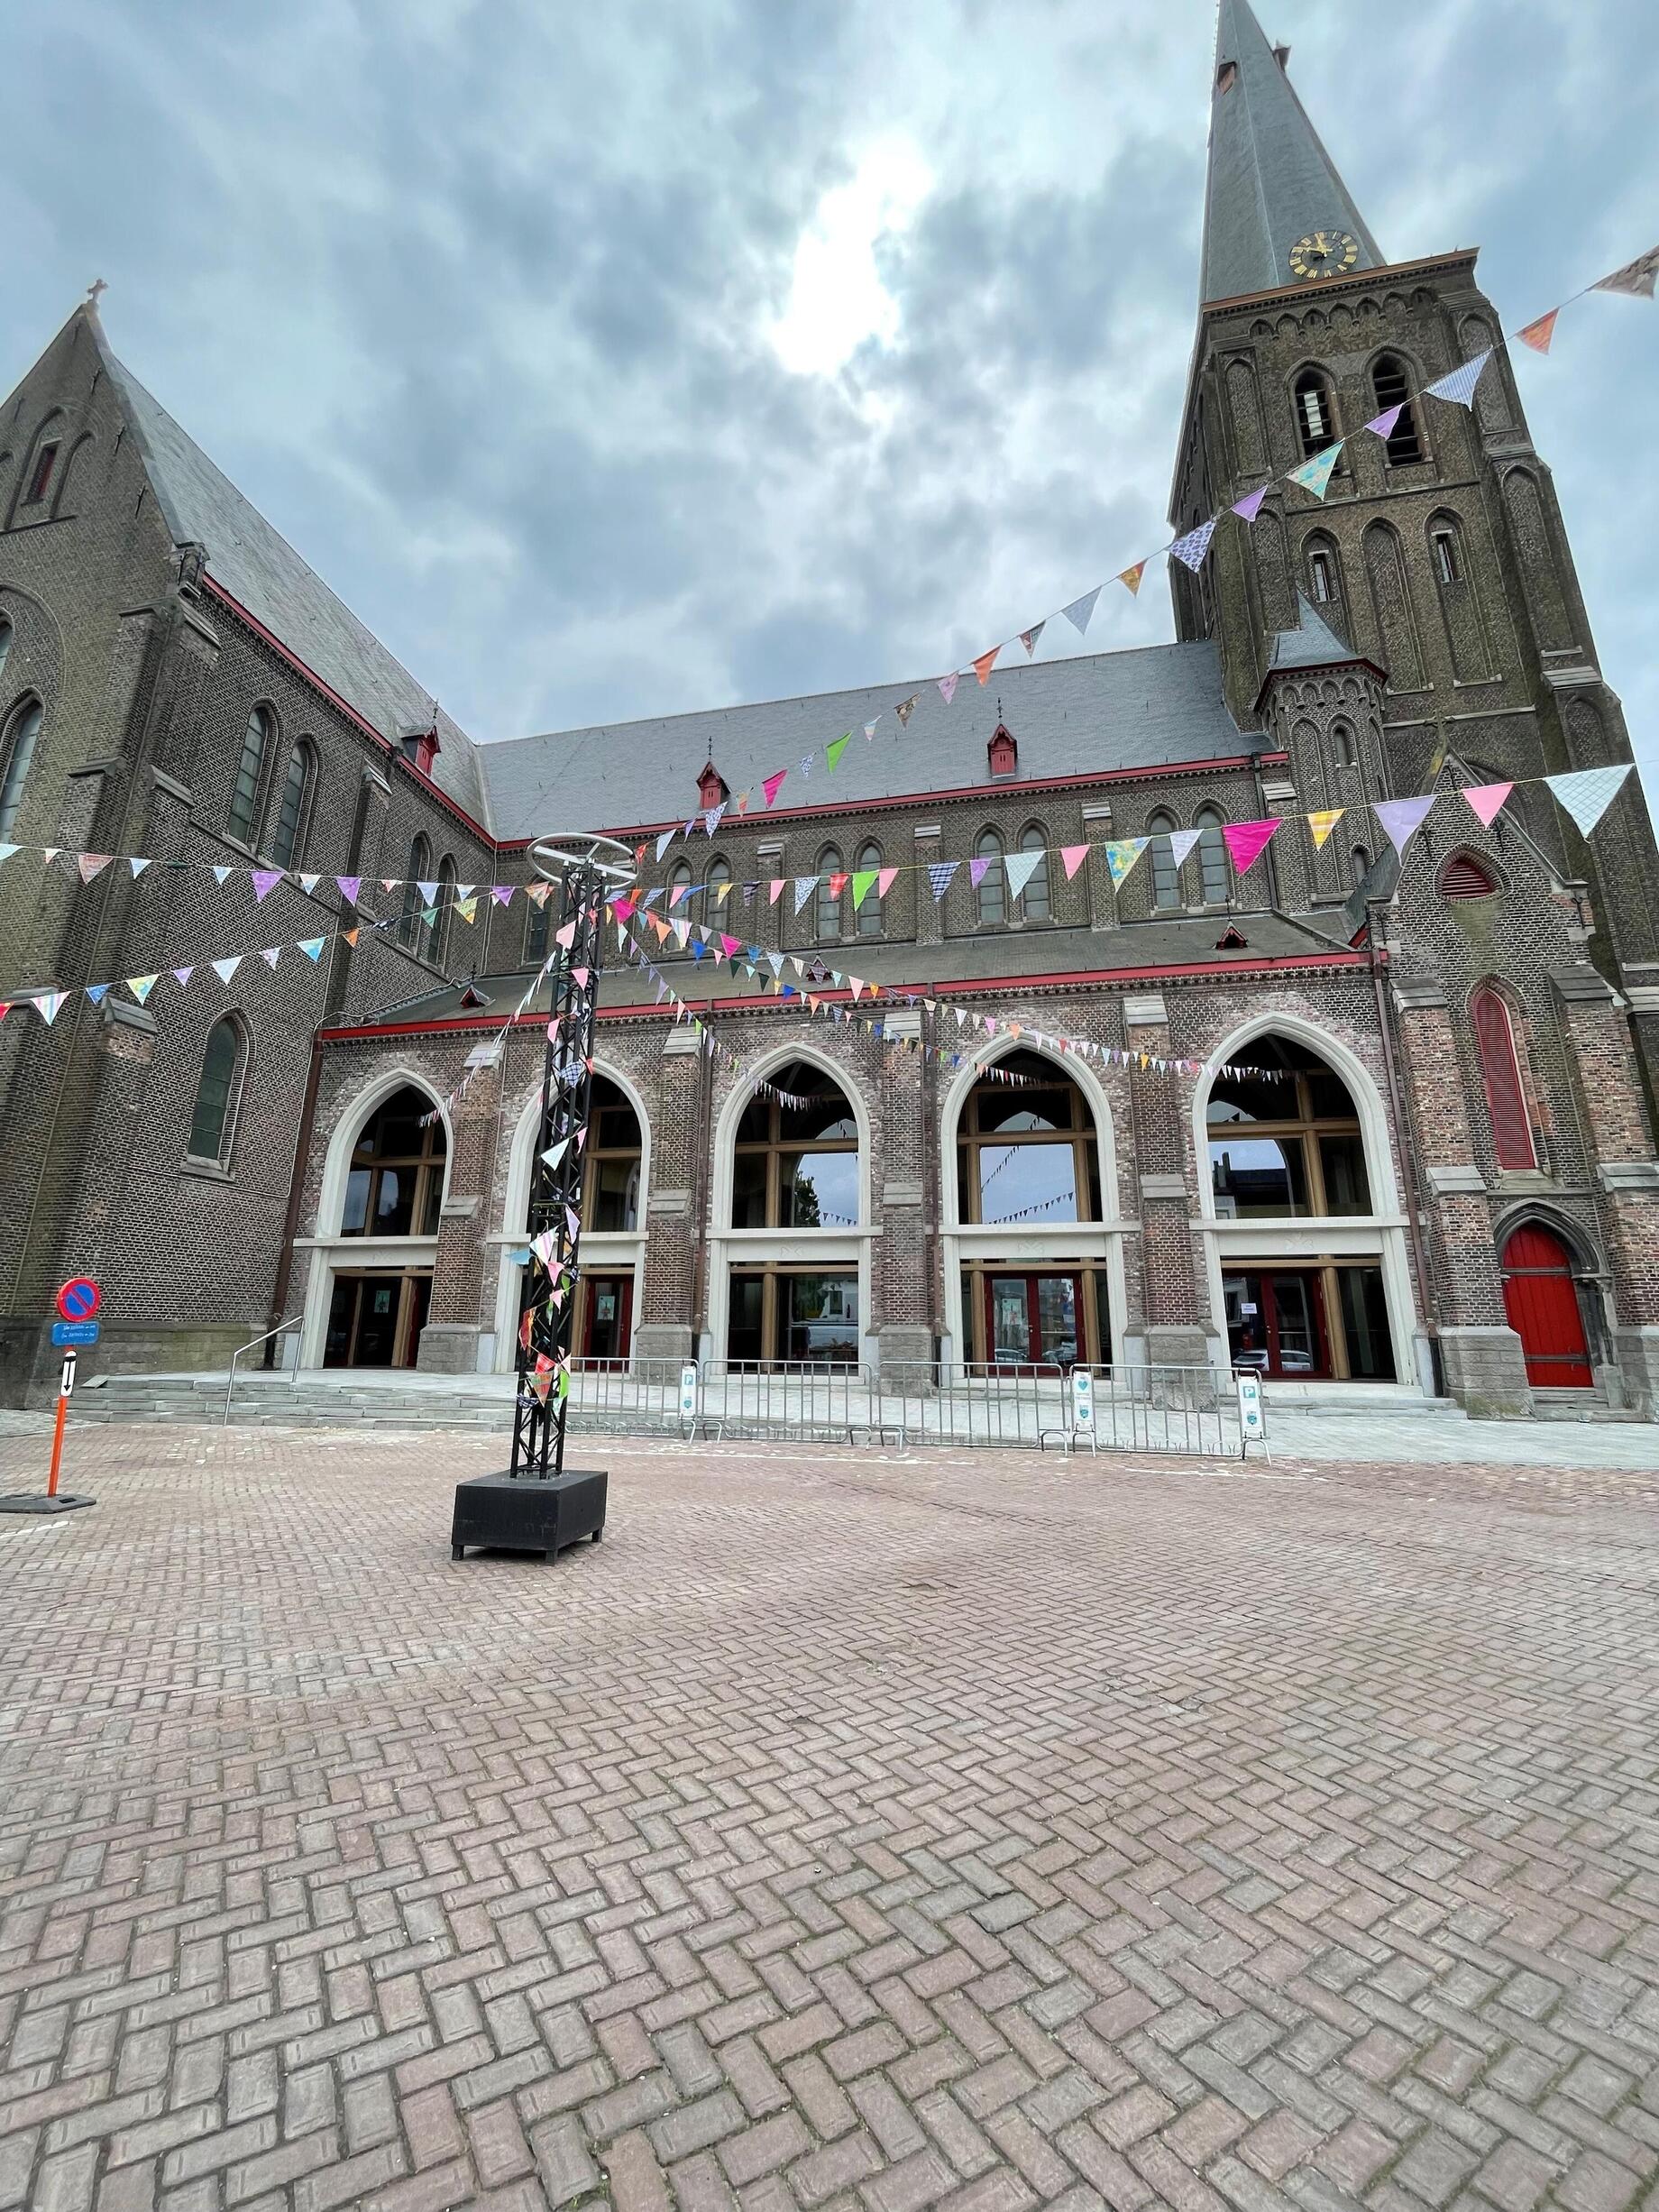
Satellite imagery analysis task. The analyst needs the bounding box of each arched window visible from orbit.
[1293,368,1338,459]
[815,847,843,943]
[856,841,883,937]
[1471,986,1536,1170]
[667,859,693,916]
[0,698,42,839]
[1208,1036,1370,1220]
[1148,812,1181,910]
[727,1060,862,1367]
[1351,844,1371,887]
[1371,354,1424,465]
[1016,825,1051,922]
[399,834,431,950]
[1306,546,1335,603]
[227,705,272,845]
[0,616,12,682]
[705,854,731,923]
[584,1074,642,1231]
[268,740,315,869]
[976,829,1005,925]
[1332,720,1356,769]
[1430,521,1462,585]
[341,1085,446,1236]
[957,1050,1102,1226]
[20,417,63,510]
[187,1016,247,1166]
[432,855,459,965]
[524,889,550,966]
[1195,807,1229,905]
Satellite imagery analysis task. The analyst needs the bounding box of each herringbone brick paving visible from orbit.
[3,1427,1658,2212]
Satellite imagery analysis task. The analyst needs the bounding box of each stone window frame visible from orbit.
[729,1059,861,1233]
[1289,363,1342,464]
[953,1049,1104,1228]
[814,842,846,944]
[1469,978,1540,1175]
[267,735,317,871]
[398,832,432,951]
[0,692,44,840]
[855,839,884,939]
[1367,350,1429,468]
[1013,822,1053,925]
[1193,803,1233,908]
[1147,810,1182,911]
[182,1011,252,1179]
[225,701,278,851]
[973,826,1005,928]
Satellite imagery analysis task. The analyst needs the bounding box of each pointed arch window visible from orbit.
[268,739,316,869]
[815,847,843,942]
[1439,852,1497,900]
[856,840,883,937]
[0,616,12,682]
[1332,720,1356,768]
[187,1015,248,1166]
[1430,520,1462,585]
[1351,844,1371,887]
[1293,369,1339,459]
[0,697,42,839]
[667,859,692,921]
[1195,806,1229,905]
[524,888,550,966]
[432,855,459,965]
[705,853,731,926]
[1471,986,1536,1170]
[976,830,1005,925]
[1148,812,1181,910]
[1307,547,1334,602]
[1016,826,1051,922]
[1371,355,1424,464]
[227,705,272,845]
[342,1085,447,1236]
[399,833,431,949]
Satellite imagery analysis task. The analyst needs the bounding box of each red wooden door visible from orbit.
[1501,1226,1593,1387]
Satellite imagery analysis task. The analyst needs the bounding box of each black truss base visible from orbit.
[0,1493,96,1515]
[450,1470,608,1563]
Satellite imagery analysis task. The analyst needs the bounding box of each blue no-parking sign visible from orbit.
[52,1320,100,1348]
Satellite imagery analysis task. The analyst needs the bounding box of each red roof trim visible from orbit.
[495,749,1274,849]
[201,575,493,845]
[317,947,1371,1043]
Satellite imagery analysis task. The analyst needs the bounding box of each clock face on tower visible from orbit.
[1289,229,1361,281]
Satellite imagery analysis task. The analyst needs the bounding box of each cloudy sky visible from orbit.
[6,0,1656,796]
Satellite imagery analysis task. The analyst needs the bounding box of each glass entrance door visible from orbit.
[1224,1270,1330,1378]
[984,1274,1082,1370]
[324,1271,432,1368]
[582,1273,633,1362]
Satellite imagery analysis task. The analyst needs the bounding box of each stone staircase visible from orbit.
[76,1372,517,1429]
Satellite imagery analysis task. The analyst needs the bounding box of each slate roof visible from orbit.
[481,641,1257,842]
[87,312,491,824]
[1266,591,1361,674]
[1200,0,1382,305]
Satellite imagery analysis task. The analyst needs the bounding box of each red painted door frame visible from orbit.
[1501,1226,1593,1388]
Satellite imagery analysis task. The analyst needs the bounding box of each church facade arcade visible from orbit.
[1,0,1657,1418]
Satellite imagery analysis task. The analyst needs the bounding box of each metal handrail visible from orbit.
[224,1316,303,1426]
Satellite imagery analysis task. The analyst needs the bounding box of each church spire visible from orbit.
[1199,0,1382,304]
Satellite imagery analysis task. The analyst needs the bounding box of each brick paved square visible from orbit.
[4,1426,1659,2210]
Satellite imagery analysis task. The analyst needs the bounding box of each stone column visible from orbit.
[1124,993,1213,1371]
[418,1056,501,1375]
[912,825,942,948]
[756,842,784,952]
[873,1008,932,1372]
[634,1029,703,1367]
[1555,969,1659,1415]
[1083,803,1115,932]
[1390,978,1530,1416]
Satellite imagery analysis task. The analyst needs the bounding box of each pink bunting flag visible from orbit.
[1231,488,1267,525]
[1059,844,1090,881]
[938,672,959,705]
[1372,794,1437,859]
[569,967,590,991]
[1461,781,1512,829]
[78,854,113,883]
[768,879,784,904]
[876,867,898,897]
[555,918,578,948]
[1221,819,1279,877]
[720,933,741,959]
[260,947,280,968]
[763,769,787,808]
[252,869,283,903]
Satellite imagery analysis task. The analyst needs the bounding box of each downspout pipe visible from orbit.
[266,1030,325,1365]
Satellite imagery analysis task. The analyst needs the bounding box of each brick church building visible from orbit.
[2,0,1656,1418]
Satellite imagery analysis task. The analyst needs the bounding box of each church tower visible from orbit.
[1170,0,1659,1044]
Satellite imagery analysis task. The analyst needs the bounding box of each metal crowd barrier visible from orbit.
[564,1355,1242,1457]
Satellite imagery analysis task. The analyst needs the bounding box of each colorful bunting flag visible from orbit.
[969,856,994,889]
[972,648,998,686]
[252,869,283,903]
[703,802,726,835]
[927,860,958,900]
[1372,794,1436,859]
[938,672,959,705]
[212,866,233,886]
[894,694,919,726]
[1102,838,1148,888]
[127,975,159,1005]
[1168,829,1204,869]
[1364,404,1403,442]
[1222,820,1279,876]
[1288,444,1343,500]
[1517,310,1558,355]
[1019,621,1045,657]
[1004,849,1044,902]
[1063,585,1103,630]
[1306,808,1344,851]
[850,869,878,910]
[298,936,325,960]
[211,956,241,985]
[336,877,362,904]
[86,984,109,1005]
[762,769,787,809]
[1171,519,1217,572]
[33,991,67,1025]
[655,830,676,860]
[78,854,112,884]
[417,878,439,904]
[1231,488,1267,525]
[1544,764,1632,835]
[171,968,193,987]
[793,877,818,913]
[260,947,280,968]
[1593,245,1659,300]
[825,733,849,774]
[1424,350,1491,409]
[1116,562,1146,597]
[1059,843,1090,881]
[1462,781,1513,829]
[877,867,897,898]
